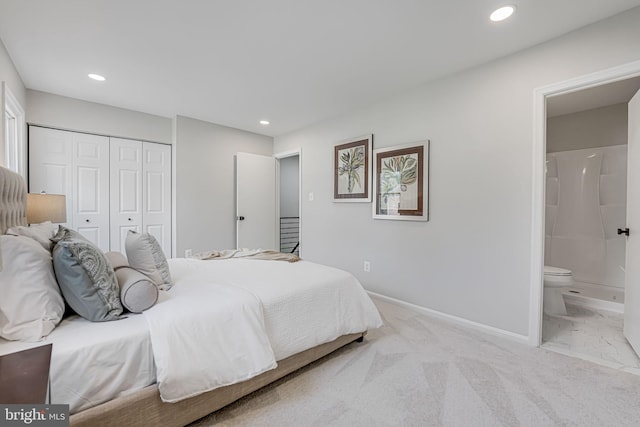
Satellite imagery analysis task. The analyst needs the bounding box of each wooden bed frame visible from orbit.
[71,332,366,427]
[0,166,367,426]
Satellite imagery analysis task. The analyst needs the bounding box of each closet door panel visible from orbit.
[72,132,110,251]
[110,138,143,253]
[28,126,73,228]
[143,142,172,257]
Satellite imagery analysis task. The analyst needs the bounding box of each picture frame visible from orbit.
[333,134,372,202]
[372,140,429,221]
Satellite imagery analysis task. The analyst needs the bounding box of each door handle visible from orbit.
[618,228,630,236]
[237,216,245,221]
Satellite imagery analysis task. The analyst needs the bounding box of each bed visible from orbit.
[0,166,383,426]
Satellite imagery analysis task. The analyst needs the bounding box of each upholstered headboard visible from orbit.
[0,166,27,233]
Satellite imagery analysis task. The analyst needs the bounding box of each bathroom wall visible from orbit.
[545,145,627,288]
[547,103,628,152]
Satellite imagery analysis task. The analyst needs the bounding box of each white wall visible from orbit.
[26,90,172,144]
[0,39,25,108]
[175,116,273,256]
[279,156,299,218]
[274,8,640,337]
[547,103,627,152]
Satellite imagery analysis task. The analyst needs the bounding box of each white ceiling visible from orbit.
[1,1,640,137]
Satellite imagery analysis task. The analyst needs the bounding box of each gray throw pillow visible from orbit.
[51,227,123,321]
[125,231,173,290]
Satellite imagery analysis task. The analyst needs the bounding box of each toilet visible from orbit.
[543,266,573,315]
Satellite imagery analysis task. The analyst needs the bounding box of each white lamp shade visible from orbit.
[26,193,67,224]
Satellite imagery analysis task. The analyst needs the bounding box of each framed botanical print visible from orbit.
[373,140,429,221]
[333,135,372,202]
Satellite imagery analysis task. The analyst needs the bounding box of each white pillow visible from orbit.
[6,221,57,251]
[0,235,65,341]
[125,231,173,290]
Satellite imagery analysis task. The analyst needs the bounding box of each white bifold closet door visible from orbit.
[110,138,171,255]
[110,138,143,253]
[29,127,110,251]
[142,142,172,256]
[30,126,172,256]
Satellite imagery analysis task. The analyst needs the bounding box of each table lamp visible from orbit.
[26,193,67,224]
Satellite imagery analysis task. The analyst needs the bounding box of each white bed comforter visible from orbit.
[168,258,384,360]
[149,258,382,403]
[144,277,277,403]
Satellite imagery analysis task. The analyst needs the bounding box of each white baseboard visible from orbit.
[367,291,530,345]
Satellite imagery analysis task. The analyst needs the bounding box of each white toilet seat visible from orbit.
[544,265,572,276]
[543,265,573,315]
[544,266,573,288]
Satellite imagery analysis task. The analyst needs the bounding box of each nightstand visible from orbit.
[0,344,52,404]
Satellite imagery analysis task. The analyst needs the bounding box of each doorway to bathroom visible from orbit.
[532,67,640,374]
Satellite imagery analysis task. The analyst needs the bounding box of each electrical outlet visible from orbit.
[363,261,371,272]
[308,192,315,201]
[185,249,193,258]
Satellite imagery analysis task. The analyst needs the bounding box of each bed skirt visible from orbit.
[70,332,366,427]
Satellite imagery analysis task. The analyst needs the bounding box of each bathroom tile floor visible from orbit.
[542,302,640,375]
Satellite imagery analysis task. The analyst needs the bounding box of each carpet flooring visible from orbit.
[190,296,640,426]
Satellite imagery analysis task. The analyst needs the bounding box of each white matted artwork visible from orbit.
[333,135,372,202]
[373,140,429,221]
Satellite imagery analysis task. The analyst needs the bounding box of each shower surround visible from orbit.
[545,145,627,295]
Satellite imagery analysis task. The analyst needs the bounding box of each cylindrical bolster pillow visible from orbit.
[105,251,128,269]
[115,267,159,313]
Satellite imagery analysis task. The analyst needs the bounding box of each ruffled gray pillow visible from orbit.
[51,227,123,321]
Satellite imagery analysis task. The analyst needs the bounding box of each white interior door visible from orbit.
[110,138,142,253]
[624,89,640,356]
[236,152,276,250]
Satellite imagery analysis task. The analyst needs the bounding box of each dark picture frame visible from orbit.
[372,140,429,221]
[333,135,372,202]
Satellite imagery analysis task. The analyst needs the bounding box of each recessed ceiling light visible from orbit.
[259,120,270,125]
[88,73,106,81]
[490,5,515,22]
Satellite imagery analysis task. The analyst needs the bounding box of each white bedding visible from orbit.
[145,277,276,402]
[0,313,154,414]
[168,258,383,360]
[0,258,382,414]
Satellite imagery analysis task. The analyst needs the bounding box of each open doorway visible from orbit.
[530,62,640,373]
[278,154,300,255]
[236,150,301,253]
[275,149,301,256]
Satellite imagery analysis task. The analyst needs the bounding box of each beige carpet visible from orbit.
[190,296,640,426]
